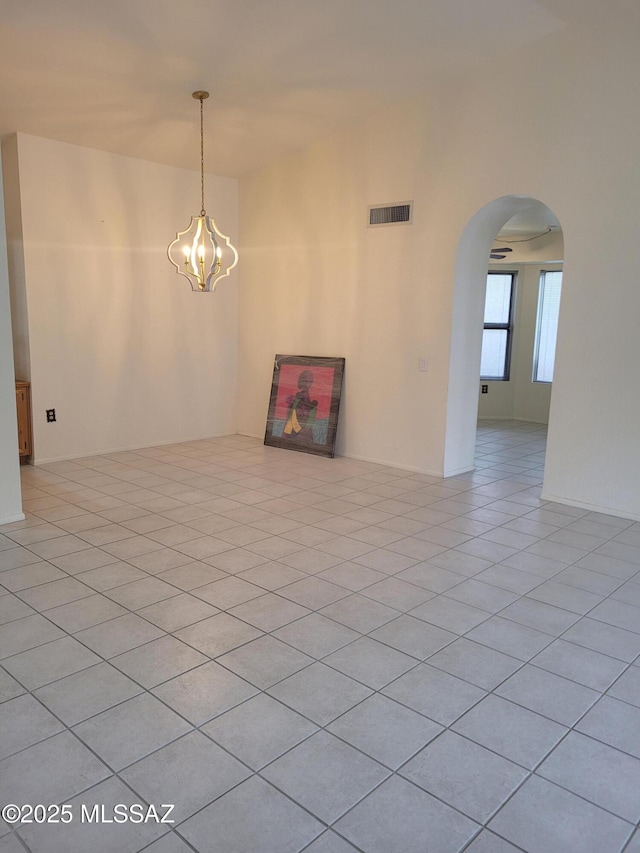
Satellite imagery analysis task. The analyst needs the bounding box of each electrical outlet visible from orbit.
[46,409,56,422]
[481,385,488,394]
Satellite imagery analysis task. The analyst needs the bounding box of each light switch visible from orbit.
[419,357,428,372]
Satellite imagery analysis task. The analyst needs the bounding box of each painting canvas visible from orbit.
[264,355,345,457]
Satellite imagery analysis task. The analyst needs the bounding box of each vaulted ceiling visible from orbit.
[3,0,636,179]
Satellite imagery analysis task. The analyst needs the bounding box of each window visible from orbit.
[480,272,515,380]
[533,270,563,382]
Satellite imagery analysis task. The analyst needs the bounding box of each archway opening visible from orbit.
[444,195,564,484]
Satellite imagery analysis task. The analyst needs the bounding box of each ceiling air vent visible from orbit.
[368,201,413,227]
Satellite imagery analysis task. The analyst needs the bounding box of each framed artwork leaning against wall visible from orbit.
[264,355,345,458]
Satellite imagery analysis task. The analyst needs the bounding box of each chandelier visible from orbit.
[168,91,238,292]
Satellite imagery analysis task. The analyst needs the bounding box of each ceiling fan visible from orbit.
[490,247,513,260]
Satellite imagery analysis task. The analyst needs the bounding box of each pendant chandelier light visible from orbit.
[168,91,238,292]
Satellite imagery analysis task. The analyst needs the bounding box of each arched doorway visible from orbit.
[443,195,563,481]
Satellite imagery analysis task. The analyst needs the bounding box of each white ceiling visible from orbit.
[496,202,562,240]
[0,0,635,179]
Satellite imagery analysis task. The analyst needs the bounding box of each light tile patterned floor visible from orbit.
[1,421,640,852]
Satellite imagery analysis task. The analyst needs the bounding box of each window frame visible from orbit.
[532,268,563,384]
[480,270,517,382]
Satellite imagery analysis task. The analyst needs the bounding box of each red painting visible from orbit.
[274,365,335,422]
[264,355,345,458]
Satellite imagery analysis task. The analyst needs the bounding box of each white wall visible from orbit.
[0,166,24,523]
[1,135,30,380]
[239,20,640,519]
[238,101,450,474]
[4,134,238,463]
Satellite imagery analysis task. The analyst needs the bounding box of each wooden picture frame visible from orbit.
[264,355,345,458]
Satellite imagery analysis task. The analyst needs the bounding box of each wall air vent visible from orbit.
[368,202,413,227]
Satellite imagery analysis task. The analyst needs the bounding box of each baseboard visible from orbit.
[540,490,640,523]
[478,416,549,425]
[339,451,443,478]
[0,511,26,525]
[442,463,476,478]
[31,432,238,466]
[237,432,448,478]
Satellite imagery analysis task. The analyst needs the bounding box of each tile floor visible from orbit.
[1,421,640,852]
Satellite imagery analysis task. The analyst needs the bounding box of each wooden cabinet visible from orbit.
[15,380,32,459]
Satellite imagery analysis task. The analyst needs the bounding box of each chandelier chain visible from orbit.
[200,95,205,216]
